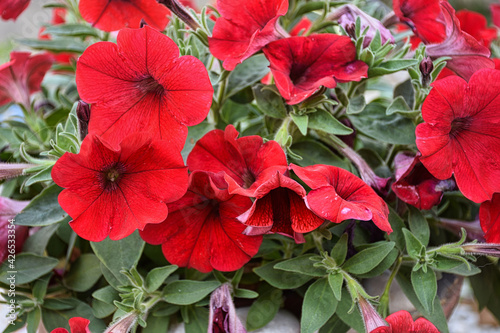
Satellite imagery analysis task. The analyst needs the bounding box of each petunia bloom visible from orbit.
[290,164,392,233]
[263,34,368,105]
[392,152,455,210]
[492,4,500,28]
[0,197,29,263]
[415,69,500,204]
[208,0,289,71]
[237,171,324,243]
[393,0,446,44]
[76,26,213,150]
[51,317,91,333]
[208,283,247,333]
[79,0,170,32]
[426,2,494,81]
[51,133,188,242]
[140,171,262,273]
[0,52,53,108]
[369,310,439,333]
[479,193,500,243]
[455,10,497,48]
[0,0,30,21]
[187,125,288,197]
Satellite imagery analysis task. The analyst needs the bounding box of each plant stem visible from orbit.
[378,256,402,317]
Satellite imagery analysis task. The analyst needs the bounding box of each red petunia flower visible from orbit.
[369,310,439,333]
[492,4,500,28]
[456,10,497,48]
[140,171,262,273]
[187,125,288,197]
[51,133,188,242]
[263,34,368,105]
[480,193,500,243]
[393,0,446,44]
[79,0,170,32]
[0,52,53,109]
[415,69,500,204]
[76,26,213,150]
[0,0,30,21]
[426,2,494,81]
[290,164,392,233]
[0,197,29,263]
[208,0,288,71]
[392,152,455,210]
[51,317,91,333]
[237,171,324,243]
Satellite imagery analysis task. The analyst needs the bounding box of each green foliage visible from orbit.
[301,278,338,333]
[15,184,67,226]
[163,280,220,305]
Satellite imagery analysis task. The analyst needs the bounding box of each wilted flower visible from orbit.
[0,197,29,263]
[208,283,246,333]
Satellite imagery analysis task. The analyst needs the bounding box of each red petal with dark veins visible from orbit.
[263,34,368,105]
[77,26,213,150]
[79,0,170,32]
[480,193,500,243]
[456,10,497,48]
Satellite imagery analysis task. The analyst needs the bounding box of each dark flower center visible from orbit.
[450,117,471,138]
[138,76,164,96]
[241,170,256,189]
[289,63,309,86]
[99,163,126,191]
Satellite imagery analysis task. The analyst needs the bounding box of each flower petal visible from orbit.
[480,193,500,243]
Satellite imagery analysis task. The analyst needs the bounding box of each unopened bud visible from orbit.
[345,23,356,39]
[358,297,388,332]
[0,163,36,180]
[462,243,500,257]
[76,101,91,141]
[158,0,201,31]
[419,57,434,87]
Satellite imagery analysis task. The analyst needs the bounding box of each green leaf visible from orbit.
[63,254,102,292]
[90,231,145,287]
[145,265,178,293]
[290,113,309,136]
[33,273,52,301]
[226,54,270,98]
[346,95,366,115]
[342,241,395,275]
[234,288,259,299]
[368,59,419,76]
[42,299,106,332]
[403,228,424,259]
[152,304,180,317]
[163,280,220,305]
[43,299,78,311]
[393,79,415,109]
[143,314,170,333]
[43,24,99,37]
[433,255,480,276]
[386,96,415,116]
[408,206,430,246]
[26,307,41,333]
[254,260,312,289]
[181,122,215,161]
[24,165,54,187]
[17,38,87,53]
[252,84,287,119]
[308,110,353,135]
[301,278,337,333]
[336,288,365,332]
[387,206,406,250]
[93,286,120,305]
[411,268,437,313]
[274,254,326,277]
[92,299,117,319]
[184,306,209,333]
[318,314,350,333]
[331,234,348,266]
[328,273,343,301]
[348,103,416,145]
[356,248,399,279]
[220,100,257,125]
[15,184,68,226]
[246,287,282,331]
[0,253,58,285]
[289,140,349,169]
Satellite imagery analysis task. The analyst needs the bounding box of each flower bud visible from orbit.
[208,283,246,333]
[358,297,388,332]
[419,57,434,87]
[76,100,91,141]
[462,242,500,257]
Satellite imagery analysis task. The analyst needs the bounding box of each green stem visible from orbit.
[378,256,402,317]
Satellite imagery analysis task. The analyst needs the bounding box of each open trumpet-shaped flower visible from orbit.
[208,0,288,71]
[52,133,188,242]
[79,0,170,32]
[369,310,439,333]
[187,125,288,197]
[140,171,262,273]
[290,164,392,233]
[416,69,500,203]
[263,34,368,105]
[76,26,213,150]
[480,193,500,243]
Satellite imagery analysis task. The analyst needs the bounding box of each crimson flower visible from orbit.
[426,2,494,81]
[370,310,439,333]
[263,34,368,105]
[456,10,497,48]
[290,164,392,233]
[51,133,188,242]
[79,0,170,32]
[289,17,312,36]
[492,4,500,28]
[140,171,262,273]
[392,152,455,210]
[208,0,289,71]
[0,0,29,20]
[415,69,500,203]
[237,171,324,243]
[0,52,53,108]
[76,26,213,150]
[187,125,288,197]
[480,193,500,243]
[393,0,446,44]
[51,317,91,333]
[0,197,29,263]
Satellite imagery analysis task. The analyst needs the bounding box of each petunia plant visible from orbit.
[1,0,500,332]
